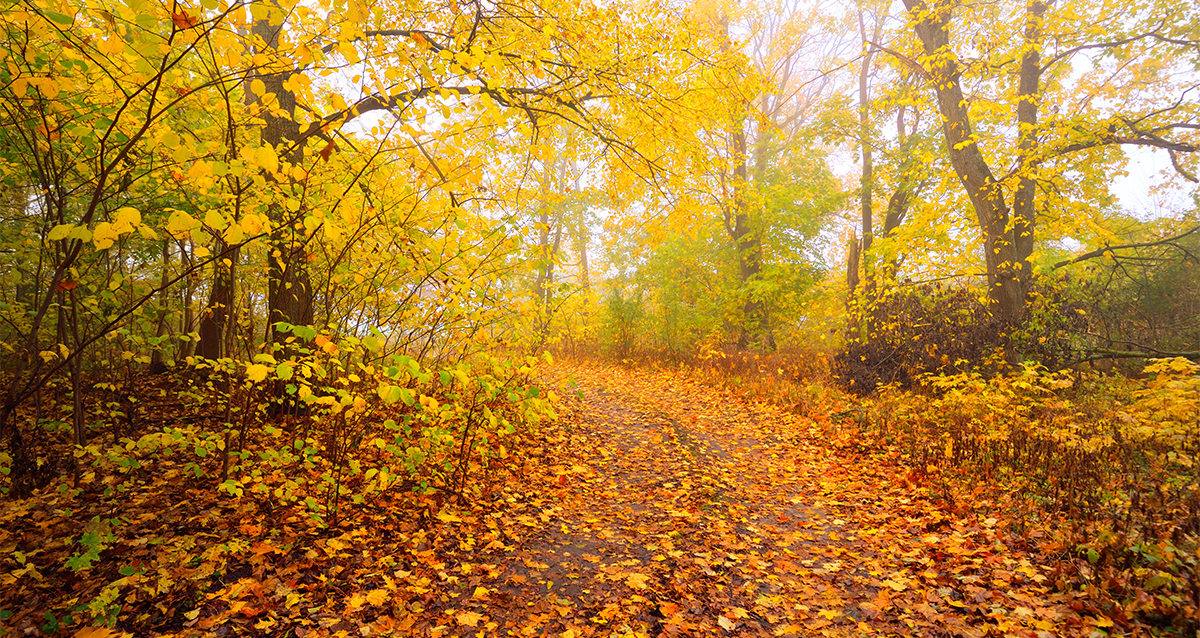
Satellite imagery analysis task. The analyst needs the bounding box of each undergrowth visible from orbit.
[664,346,1200,633]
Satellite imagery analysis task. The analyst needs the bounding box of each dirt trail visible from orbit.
[468,364,896,636]
[461,363,1091,637]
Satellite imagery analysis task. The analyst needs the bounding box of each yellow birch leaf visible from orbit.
[166,210,197,239]
[48,224,74,241]
[112,207,141,233]
[204,210,228,231]
[92,222,118,249]
[256,146,278,173]
[240,214,263,236]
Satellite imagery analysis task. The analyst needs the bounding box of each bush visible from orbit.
[834,282,1090,394]
[833,284,1004,393]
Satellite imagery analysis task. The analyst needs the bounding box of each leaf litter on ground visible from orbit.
[1,363,1116,636]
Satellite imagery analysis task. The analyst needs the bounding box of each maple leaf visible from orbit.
[626,572,651,589]
[365,589,389,606]
[455,610,485,627]
[171,11,198,29]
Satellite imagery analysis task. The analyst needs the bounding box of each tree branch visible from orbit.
[1052,224,1200,270]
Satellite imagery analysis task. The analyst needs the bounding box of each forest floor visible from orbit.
[1,363,1114,637]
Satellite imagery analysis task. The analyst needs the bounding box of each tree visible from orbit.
[898,0,1200,323]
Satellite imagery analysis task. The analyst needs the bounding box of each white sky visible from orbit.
[1113,146,1197,218]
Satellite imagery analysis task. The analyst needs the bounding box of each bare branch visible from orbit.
[1052,224,1200,270]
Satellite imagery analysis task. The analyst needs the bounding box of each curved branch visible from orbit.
[1052,224,1200,270]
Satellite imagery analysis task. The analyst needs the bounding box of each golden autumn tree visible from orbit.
[896,0,1200,322]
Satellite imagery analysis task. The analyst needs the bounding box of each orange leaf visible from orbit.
[171,11,198,29]
[75,628,118,638]
[455,610,485,627]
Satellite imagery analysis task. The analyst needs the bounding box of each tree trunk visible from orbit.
[178,239,195,360]
[197,237,234,360]
[149,239,172,371]
[729,125,764,348]
[253,12,312,345]
[1013,0,1047,294]
[904,0,1027,323]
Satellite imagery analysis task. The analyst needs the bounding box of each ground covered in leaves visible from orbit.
[2,363,1125,637]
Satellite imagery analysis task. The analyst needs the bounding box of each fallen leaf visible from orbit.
[456,610,485,627]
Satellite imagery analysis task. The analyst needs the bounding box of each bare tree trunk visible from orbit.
[728,125,764,349]
[224,246,241,359]
[178,239,195,360]
[197,237,234,360]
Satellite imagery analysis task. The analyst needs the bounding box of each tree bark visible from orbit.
[149,239,172,371]
[253,11,313,345]
[197,238,234,360]
[728,124,765,348]
[903,0,1027,323]
[1013,0,1047,293]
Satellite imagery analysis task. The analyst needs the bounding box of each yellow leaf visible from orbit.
[250,78,266,96]
[204,210,228,231]
[48,224,74,241]
[455,610,484,627]
[166,209,198,239]
[92,222,118,249]
[74,627,118,638]
[256,146,279,173]
[240,213,263,236]
[246,364,270,383]
[223,222,244,245]
[472,586,490,600]
[364,588,389,606]
[436,511,462,523]
[817,610,840,619]
[346,594,365,610]
[626,573,650,589]
[112,207,141,233]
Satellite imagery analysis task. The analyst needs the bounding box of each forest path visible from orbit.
[0,363,1092,638]
[459,363,1085,637]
